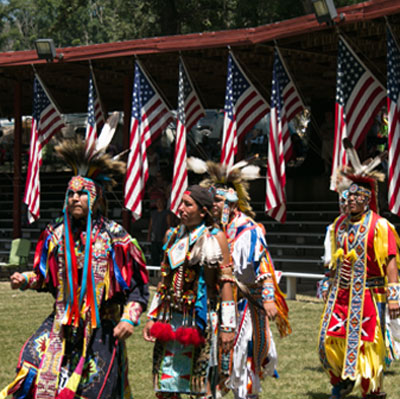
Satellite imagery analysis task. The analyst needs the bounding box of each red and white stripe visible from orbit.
[124,62,172,220]
[388,97,400,214]
[387,28,400,216]
[330,37,386,190]
[24,120,42,223]
[170,119,188,215]
[220,53,269,168]
[125,117,147,221]
[85,98,104,155]
[281,80,303,160]
[170,60,205,214]
[94,97,105,129]
[266,106,286,222]
[220,95,269,167]
[24,78,64,223]
[265,48,304,222]
[220,112,237,168]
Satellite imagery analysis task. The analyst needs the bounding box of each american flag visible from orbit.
[170,59,205,214]
[387,27,400,216]
[220,52,269,167]
[24,76,64,223]
[85,72,105,155]
[330,36,386,190]
[266,48,304,222]
[124,61,172,220]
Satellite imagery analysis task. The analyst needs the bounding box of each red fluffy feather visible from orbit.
[175,327,205,346]
[150,321,176,342]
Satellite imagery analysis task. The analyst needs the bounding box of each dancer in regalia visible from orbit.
[318,141,400,399]
[187,158,291,399]
[143,185,236,399]
[1,135,149,399]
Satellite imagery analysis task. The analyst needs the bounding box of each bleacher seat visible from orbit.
[8,238,31,267]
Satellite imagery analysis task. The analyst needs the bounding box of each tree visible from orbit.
[0,0,363,51]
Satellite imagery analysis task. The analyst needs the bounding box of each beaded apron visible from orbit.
[318,211,375,379]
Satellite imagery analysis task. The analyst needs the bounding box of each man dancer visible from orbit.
[318,173,400,399]
[1,138,149,399]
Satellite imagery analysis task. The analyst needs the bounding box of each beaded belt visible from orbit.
[365,277,385,288]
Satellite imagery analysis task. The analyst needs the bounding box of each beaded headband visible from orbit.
[348,183,371,199]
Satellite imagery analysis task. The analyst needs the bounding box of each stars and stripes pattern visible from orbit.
[330,36,386,190]
[387,27,400,216]
[276,49,304,162]
[170,59,205,214]
[24,76,64,223]
[266,48,304,222]
[85,72,105,155]
[124,61,172,220]
[220,52,269,167]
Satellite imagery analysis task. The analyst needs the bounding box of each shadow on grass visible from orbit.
[307,392,359,399]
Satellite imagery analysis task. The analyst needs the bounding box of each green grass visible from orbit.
[0,282,399,399]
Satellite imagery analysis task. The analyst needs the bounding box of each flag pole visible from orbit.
[31,65,64,120]
[89,60,106,119]
[134,57,174,112]
[274,45,306,110]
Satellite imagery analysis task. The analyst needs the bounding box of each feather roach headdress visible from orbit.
[53,112,124,329]
[334,138,387,213]
[55,112,125,192]
[187,156,260,220]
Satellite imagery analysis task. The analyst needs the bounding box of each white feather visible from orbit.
[343,138,363,173]
[362,152,386,175]
[187,157,208,174]
[240,165,260,180]
[112,149,130,160]
[227,160,248,174]
[346,147,363,173]
[95,111,120,153]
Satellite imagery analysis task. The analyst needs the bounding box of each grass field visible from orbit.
[0,281,399,399]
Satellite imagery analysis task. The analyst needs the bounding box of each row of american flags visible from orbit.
[24,27,400,224]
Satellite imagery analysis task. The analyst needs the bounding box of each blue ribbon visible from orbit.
[247,227,257,263]
[79,197,91,306]
[38,234,51,278]
[110,246,129,292]
[194,267,208,332]
[63,209,75,320]
[14,367,37,399]
[78,194,101,327]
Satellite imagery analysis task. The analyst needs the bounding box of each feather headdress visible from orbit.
[187,156,260,218]
[52,113,125,330]
[335,138,387,213]
[55,137,125,191]
[55,112,125,191]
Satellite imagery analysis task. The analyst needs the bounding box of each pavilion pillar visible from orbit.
[12,79,22,239]
[122,73,133,231]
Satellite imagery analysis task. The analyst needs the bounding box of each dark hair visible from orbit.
[185,185,213,210]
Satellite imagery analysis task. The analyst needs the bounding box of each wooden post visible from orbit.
[12,79,22,239]
[286,276,297,300]
[122,74,133,231]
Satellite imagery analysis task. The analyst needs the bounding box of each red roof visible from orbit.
[0,0,399,67]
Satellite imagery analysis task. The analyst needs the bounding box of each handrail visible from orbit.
[145,266,324,300]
